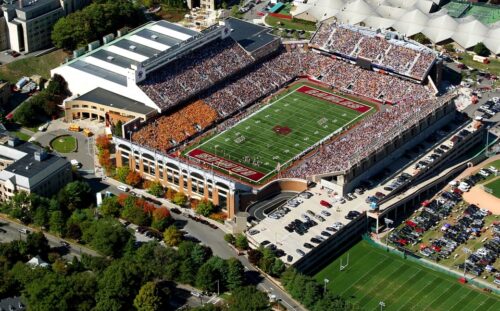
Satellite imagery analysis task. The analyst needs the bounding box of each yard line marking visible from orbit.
[395,277,436,311]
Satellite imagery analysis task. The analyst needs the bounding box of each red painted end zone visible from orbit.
[296,85,371,113]
[188,149,265,182]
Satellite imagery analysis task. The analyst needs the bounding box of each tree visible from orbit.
[49,211,65,235]
[226,258,245,290]
[58,181,92,211]
[227,286,270,311]
[413,33,430,45]
[234,234,248,250]
[247,249,262,266]
[96,134,111,151]
[113,120,123,137]
[151,208,171,231]
[52,1,146,50]
[99,149,113,173]
[26,232,50,258]
[165,187,176,200]
[84,219,132,257]
[163,225,183,247]
[100,196,121,217]
[270,259,285,277]
[473,42,490,57]
[196,199,215,217]
[172,192,187,206]
[443,43,455,53]
[224,233,235,245]
[96,259,143,310]
[13,101,38,126]
[126,171,142,187]
[116,166,130,183]
[147,182,164,197]
[133,282,163,311]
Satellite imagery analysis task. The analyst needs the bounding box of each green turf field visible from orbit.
[315,240,500,311]
[443,1,470,18]
[465,5,500,25]
[186,82,373,182]
[485,178,500,199]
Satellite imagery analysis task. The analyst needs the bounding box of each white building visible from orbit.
[1,0,91,53]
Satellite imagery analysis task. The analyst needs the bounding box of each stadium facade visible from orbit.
[52,18,460,222]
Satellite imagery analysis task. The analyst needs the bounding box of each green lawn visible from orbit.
[186,82,373,182]
[51,135,77,153]
[0,49,68,83]
[315,240,500,311]
[459,53,500,76]
[9,130,31,141]
[265,15,317,31]
[485,178,500,199]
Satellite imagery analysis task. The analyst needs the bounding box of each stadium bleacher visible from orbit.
[311,23,436,81]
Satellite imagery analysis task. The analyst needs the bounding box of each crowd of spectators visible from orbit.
[311,23,436,80]
[283,93,454,179]
[139,37,254,110]
[132,41,445,181]
[131,101,218,152]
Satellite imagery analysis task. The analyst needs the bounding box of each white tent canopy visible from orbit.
[293,0,500,54]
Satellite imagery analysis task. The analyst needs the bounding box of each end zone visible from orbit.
[188,149,265,182]
[297,85,371,113]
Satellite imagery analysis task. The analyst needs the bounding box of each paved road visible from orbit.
[247,192,296,221]
[91,176,305,311]
[0,216,100,260]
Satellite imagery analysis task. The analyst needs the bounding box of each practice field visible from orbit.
[186,83,373,182]
[315,240,500,311]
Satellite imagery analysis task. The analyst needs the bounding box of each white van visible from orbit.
[117,185,130,192]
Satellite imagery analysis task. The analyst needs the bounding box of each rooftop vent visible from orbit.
[7,137,20,147]
[129,45,136,50]
[151,35,158,40]
[107,56,114,61]
[34,151,47,162]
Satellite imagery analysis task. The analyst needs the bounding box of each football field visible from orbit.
[186,82,373,182]
[315,240,500,311]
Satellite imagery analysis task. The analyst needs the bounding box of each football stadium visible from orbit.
[52,17,454,217]
[185,82,375,183]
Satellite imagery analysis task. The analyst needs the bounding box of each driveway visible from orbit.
[35,129,95,172]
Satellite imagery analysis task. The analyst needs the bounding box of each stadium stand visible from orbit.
[132,101,219,151]
[311,23,436,80]
[132,45,434,155]
[138,37,254,110]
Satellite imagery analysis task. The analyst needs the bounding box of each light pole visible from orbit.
[462,247,472,277]
[379,301,386,311]
[323,278,329,295]
[215,279,220,296]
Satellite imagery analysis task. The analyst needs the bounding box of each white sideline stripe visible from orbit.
[190,86,373,183]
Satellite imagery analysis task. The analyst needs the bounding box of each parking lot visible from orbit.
[247,184,366,265]
[387,160,500,285]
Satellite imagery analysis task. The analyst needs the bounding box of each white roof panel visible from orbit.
[150,24,193,41]
[106,45,149,62]
[129,35,170,51]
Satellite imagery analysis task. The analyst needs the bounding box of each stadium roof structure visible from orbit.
[75,88,156,115]
[225,17,277,53]
[293,0,500,54]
